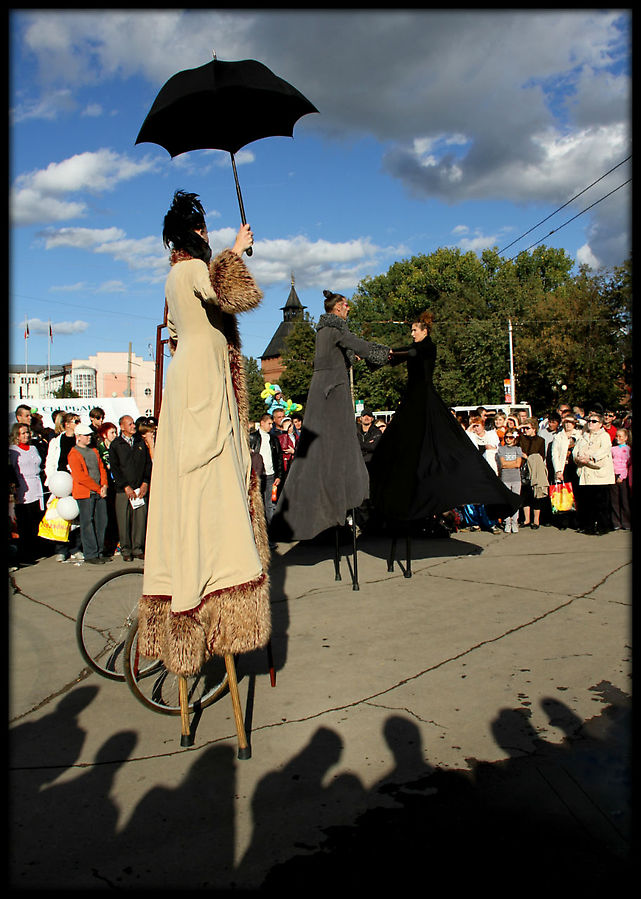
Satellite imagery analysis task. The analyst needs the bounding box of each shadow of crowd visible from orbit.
[10,680,631,890]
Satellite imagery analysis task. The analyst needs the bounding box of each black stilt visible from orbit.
[405,529,413,578]
[351,509,359,591]
[387,535,396,572]
[334,526,342,581]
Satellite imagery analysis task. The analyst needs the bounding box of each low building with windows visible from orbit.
[8,351,156,417]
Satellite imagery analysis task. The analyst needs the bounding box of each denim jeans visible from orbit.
[261,473,276,523]
[77,494,108,559]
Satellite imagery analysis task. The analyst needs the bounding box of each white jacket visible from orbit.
[572,428,615,486]
[551,430,574,477]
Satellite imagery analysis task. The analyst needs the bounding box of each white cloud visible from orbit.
[11,150,160,226]
[576,243,600,269]
[10,88,77,123]
[243,235,404,289]
[25,317,88,335]
[12,10,630,268]
[40,226,127,249]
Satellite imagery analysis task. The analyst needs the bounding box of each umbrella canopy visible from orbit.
[135,57,318,158]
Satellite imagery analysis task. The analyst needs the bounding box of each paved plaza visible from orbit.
[10,526,632,889]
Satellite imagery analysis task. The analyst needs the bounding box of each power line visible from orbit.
[507,178,631,261]
[498,154,632,255]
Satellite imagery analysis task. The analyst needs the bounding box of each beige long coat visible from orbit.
[139,249,271,676]
[572,427,615,486]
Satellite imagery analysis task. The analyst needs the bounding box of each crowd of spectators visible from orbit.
[9,405,156,570]
[453,403,632,536]
[9,395,632,569]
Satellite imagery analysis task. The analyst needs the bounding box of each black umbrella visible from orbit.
[135,56,318,255]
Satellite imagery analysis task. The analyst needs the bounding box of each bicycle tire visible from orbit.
[123,620,229,715]
[76,567,145,681]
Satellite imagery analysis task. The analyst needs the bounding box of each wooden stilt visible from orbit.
[179,676,194,747]
[225,653,251,760]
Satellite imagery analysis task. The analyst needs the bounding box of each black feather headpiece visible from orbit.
[163,190,212,263]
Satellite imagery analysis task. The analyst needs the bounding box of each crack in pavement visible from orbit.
[10,561,629,771]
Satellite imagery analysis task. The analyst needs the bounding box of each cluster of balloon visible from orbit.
[47,471,79,521]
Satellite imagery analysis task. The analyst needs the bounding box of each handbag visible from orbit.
[550,482,575,514]
[38,498,71,542]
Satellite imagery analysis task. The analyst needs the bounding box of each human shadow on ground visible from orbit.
[262,687,632,891]
[10,680,631,890]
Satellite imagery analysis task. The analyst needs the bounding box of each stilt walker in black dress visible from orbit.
[369,311,520,565]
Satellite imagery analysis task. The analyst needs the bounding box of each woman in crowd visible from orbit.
[573,411,615,535]
[496,427,524,533]
[493,411,507,445]
[550,414,580,530]
[276,417,296,476]
[97,421,119,555]
[610,427,632,531]
[138,418,158,462]
[368,311,520,527]
[44,412,83,562]
[518,417,548,529]
[9,422,45,567]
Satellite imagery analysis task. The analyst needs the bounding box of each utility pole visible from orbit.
[508,318,516,407]
[126,342,132,397]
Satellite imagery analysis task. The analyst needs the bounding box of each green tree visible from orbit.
[348,245,628,414]
[243,355,267,421]
[53,382,80,399]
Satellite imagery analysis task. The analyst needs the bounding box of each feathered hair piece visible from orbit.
[163,190,211,262]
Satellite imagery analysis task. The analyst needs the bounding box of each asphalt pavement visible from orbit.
[9,524,633,890]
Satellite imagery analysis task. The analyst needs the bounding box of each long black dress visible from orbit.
[369,336,520,522]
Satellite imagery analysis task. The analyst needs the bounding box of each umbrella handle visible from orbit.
[231,153,253,257]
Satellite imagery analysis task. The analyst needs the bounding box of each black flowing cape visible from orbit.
[369,337,521,522]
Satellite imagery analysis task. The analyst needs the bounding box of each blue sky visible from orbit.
[10,9,631,371]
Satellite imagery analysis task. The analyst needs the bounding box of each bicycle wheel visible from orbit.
[76,567,145,681]
[123,620,228,715]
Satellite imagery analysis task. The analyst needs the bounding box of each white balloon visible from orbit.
[57,495,79,521]
[49,471,73,498]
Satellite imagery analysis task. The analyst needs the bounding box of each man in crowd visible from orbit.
[108,414,152,561]
[249,413,284,531]
[89,407,105,448]
[271,407,287,438]
[357,409,384,465]
[67,423,109,565]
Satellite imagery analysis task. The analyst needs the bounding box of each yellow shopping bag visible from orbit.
[38,498,71,542]
[550,482,575,513]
